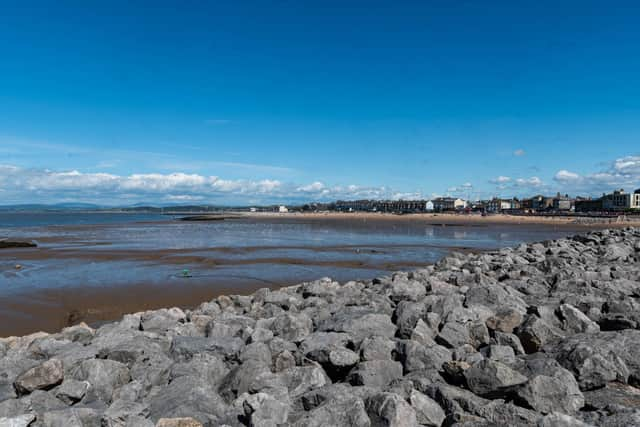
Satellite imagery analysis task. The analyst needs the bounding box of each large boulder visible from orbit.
[14,359,64,396]
[69,359,130,404]
[347,360,403,388]
[463,359,528,398]
[365,392,417,427]
[409,390,445,427]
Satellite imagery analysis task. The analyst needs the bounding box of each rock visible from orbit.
[291,396,371,427]
[389,278,426,302]
[263,313,313,342]
[410,319,438,347]
[582,382,640,410]
[69,359,130,404]
[360,336,395,361]
[436,322,471,349]
[0,414,35,427]
[366,392,417,427]
[103,399,150,427]
[494,332,526,355]
[242,392,289,426]
[409,390,445,427]
[479,345,515,363]
[463,359,528,398]
[516,315,564,354]
[395,340,451,374]
[321,311,396,344]
[58,323,95,344]
[546,331,640,390]
[54,379,90,404]
[486,308,523,333]
[170,336,244,363]
[148,376,226,424]
[155,418,203,427]
[557,304,600,334]
[40,408,102,427]
[277,365,330,399]
[347,360,403,388]
[140,308,186,333]
[537,412,592,427]
[274,350,296,372]
[14,359,64,395]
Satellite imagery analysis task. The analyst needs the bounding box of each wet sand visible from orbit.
[2,212,630,337]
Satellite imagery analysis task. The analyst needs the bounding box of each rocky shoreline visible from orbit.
[1,228,640,426]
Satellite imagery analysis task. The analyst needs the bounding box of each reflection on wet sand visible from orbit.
[0,215,596,336]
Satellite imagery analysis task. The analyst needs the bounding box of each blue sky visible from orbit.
[1,1,639,205]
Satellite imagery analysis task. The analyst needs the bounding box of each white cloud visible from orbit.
[297,181,325,192]
[0,165,412,205]
[515,176,543,187]
[489,176,512,184]
[513,149,526,157]
[551,156,640,194]
[554,170,581,182]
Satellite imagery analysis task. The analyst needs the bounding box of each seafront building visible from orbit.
[329,188,640,215]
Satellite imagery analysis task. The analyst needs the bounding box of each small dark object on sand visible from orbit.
[0,239,37,249]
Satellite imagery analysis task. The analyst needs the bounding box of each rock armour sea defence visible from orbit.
[1,228,640,426]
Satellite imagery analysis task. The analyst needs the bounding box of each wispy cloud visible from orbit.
[513,149,526,157]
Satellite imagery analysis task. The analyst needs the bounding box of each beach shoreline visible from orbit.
[1,213,637,337]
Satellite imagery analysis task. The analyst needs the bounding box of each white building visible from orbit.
[425,200,434,211]
[633,189,640,209]
[278,205,289,213]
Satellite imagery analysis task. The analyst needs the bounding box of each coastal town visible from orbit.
[321,188,640,215]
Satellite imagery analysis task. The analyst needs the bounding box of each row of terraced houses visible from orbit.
[332,188,640,214]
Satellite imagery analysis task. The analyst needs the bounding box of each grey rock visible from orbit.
[479,345,515,363]
[537,412,592,427]
[261,313,313,342]
[485,308,523,333]
[516,315,564,354]
[148,376,226,424]
[365,392,417,427]
[54,379,90,405]
[40,408,102,427]
[463,359,528,398]
[493,332,526,355]
[582,382,640,411]
[277,365,330,399]
[347,360,403,388]
[291,396,371,427]
[436,322,471,349]
[0,414,35,427]
[360,336,396,361]
[103,399,149,427]
[409,390,445,427]
[546,331,640,390]
[14,359,64,395]
[242,392,289,426]
[395,340,451,374]
[388,278,426,302]
[69,359,130,404]
[557,304,600,334]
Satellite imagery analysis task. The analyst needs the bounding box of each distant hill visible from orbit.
[0,203,103,211]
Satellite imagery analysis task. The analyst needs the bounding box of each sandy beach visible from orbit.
[2,212,637,337]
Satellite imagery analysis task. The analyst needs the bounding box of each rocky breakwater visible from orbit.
[2,228,640,427]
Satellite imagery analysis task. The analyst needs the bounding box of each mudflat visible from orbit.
[1,213,632,336]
